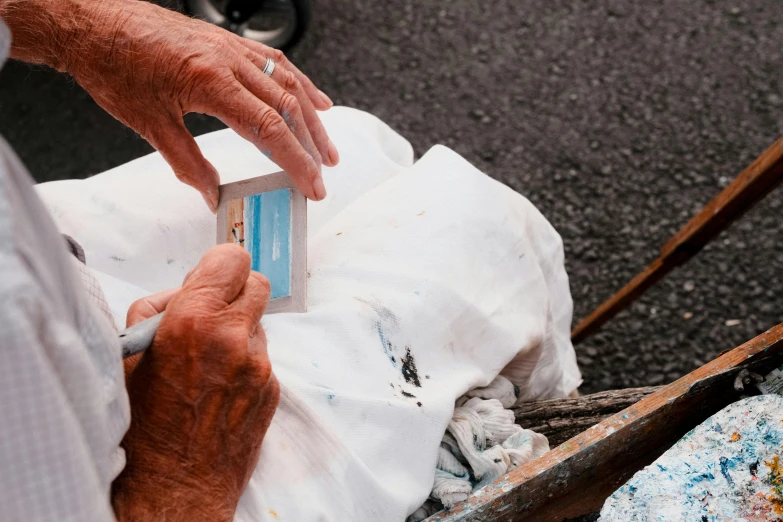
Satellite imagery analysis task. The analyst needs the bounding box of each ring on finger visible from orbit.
[262,57,275,77]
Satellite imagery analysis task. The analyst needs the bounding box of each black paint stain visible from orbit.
[425,374,431,379]
[110,255,126,262]
[416,402,422,407]
[750,460,759,476]
[401,390,416,398]
[400,346,421,387]
[493,458,502,463]
[166,258,175,264]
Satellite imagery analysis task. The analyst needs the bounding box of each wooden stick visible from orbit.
[431,323,783,521]
[513,386,662,447]
[572,137,783,344]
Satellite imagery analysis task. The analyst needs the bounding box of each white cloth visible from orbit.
[37,106,581,521]
[425,376,549,513]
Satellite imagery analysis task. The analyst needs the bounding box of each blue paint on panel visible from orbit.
[244,189,291,299]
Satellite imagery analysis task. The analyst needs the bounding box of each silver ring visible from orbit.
[262,57,275,76]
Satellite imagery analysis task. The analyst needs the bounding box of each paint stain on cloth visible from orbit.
[355,297,426,403]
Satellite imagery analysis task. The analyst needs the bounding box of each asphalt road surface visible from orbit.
[1,0,782,394]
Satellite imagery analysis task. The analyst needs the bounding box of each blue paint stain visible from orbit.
[311,361,319,368]
[656,464,667,472]
[719,456,735,486]
[326,393,335,402]
[244,189,291,299]
[377,325,396,364]
[691,472,714,483]
[281,109,296,132]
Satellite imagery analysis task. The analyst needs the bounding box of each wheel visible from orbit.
[184,0,312,51]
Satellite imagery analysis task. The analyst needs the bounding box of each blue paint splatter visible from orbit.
[311,361,319,368]
[719,456,735,486]
[326,393,335,402]
[377,325,396,364]
[281,109,296,132]
[244,189,291,299]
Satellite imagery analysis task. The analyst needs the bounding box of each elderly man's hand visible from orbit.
[112,244,280,521]
[3,0,337,209]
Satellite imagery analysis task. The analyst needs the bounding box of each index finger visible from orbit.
[126,288,179,328]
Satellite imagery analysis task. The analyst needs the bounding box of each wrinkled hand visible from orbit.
[112,244,280,521]
[6,0,337,209]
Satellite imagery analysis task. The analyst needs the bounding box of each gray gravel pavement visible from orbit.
[1,0,782,394]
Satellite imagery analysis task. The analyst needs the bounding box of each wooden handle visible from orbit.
[572,137,783,344]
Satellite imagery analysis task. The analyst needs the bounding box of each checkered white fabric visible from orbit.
[0,22,129,517]
[72,258,119,332]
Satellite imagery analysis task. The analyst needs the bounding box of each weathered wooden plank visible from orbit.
[572,137,783,344]
[514,386,662,447]
[430,323,783,522]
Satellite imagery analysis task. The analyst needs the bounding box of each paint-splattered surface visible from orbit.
[600,395,783,521]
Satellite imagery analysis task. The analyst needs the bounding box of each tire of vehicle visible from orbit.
[183,0,312,51]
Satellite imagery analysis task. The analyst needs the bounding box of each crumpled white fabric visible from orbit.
[36,106,581,521]
[417,376,549,518]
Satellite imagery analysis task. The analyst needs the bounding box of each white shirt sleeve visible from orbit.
[0,126,129,520]
[0,277,117,522]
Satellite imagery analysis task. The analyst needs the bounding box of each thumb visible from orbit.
[145,115,221,212]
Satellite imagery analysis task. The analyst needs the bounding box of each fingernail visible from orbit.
[327,139,340,166]
[318,90,333,108]
[312,176,327,201]
[202,189,219,214]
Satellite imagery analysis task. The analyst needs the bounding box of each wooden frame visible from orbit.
[572,137,783,343]
[430,323,783,521]
[216,171,307,314]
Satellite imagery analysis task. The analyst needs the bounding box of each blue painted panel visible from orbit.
[244,189,292,299]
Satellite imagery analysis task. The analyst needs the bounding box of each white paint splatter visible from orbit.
[272,207,280,261]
